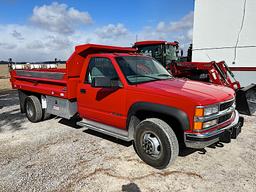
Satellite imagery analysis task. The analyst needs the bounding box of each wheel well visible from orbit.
[132,110,185,144]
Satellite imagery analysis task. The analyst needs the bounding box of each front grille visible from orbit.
[220,100,234,111]
[218,113,233,124]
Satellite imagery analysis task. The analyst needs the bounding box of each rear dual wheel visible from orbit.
[25,96,50,122]
[25,96,43,123]
[134,118,179,169]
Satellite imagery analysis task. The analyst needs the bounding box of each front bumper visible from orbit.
[184,110,244,149]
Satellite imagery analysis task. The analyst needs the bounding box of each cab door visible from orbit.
[77,57,127,129]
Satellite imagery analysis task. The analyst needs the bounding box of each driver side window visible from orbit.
[85,57,119,84]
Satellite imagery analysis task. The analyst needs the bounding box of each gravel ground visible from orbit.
[0,90,256,192]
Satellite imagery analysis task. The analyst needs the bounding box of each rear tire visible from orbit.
[25,96,43,123]
[134,118,179,169]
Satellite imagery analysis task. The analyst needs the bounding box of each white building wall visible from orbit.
[192,0,256,86]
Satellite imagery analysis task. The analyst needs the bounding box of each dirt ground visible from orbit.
[0,90,256,192]
[0,79,11,91]
[0,65,11,91]
[0,64,9,78]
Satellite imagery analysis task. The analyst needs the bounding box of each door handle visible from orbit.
[80,89,86,94]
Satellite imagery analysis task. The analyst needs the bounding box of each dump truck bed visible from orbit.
[10,68,79,99]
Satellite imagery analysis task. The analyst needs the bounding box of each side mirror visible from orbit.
[91,77,122,88]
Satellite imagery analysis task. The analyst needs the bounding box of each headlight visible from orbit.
[203,119,218,129]
[194,104,220,131]
[204,105,219,116]
[195,105,219,117]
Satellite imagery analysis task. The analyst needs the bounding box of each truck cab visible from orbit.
[10,44,243,169]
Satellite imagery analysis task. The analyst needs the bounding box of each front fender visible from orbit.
[127,102,190,131]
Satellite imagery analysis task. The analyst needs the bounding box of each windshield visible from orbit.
[115,56,172,84]
[166,44,178,62]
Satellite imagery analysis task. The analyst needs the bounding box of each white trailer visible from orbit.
[192,0,256,86]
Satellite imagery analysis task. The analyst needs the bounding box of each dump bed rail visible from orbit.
[15,70,65,80]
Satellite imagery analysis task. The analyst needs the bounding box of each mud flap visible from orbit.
[236,84,256,115]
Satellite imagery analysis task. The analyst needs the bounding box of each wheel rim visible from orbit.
[26,101,33,118]
[141,131,162,158]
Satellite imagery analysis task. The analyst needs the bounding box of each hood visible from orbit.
[136,78,234,105]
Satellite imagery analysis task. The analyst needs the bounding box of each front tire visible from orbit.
[134,118,179,169]
[25,96,43,123]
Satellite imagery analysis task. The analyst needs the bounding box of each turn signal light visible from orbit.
[193,122,203,130]
[195,108,204,117]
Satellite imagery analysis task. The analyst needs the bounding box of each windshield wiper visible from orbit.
[130,75,161,80]
[157,74,172,78]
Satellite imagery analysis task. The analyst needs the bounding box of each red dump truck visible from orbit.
[10,44,243,169]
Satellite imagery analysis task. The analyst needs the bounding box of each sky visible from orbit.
[0,0,194,61]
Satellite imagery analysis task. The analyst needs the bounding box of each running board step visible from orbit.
[77,119,132,142]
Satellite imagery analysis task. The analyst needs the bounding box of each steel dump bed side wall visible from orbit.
[10,69,80,99]
[9,45,87,99]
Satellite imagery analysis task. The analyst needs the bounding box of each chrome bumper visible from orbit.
[184,110,243,149]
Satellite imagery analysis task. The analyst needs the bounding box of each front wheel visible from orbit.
[25,96,43,123]
[134,118,179,169]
